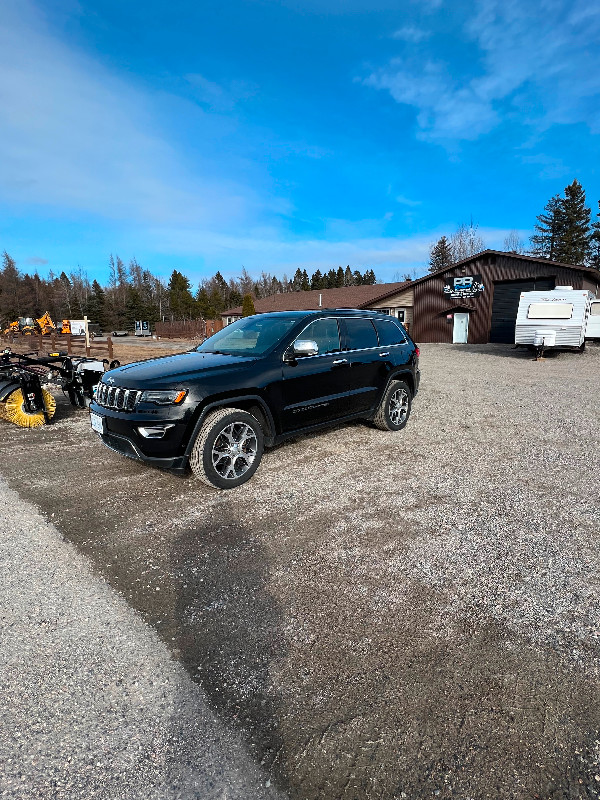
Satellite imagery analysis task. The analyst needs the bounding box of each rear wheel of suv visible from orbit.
[373,380,411,431]
[190,407,264,489]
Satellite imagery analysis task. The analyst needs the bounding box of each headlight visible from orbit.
[139,389,187,405]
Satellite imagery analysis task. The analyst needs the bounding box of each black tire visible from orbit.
[373,380,412,432]
[189,407,264,489]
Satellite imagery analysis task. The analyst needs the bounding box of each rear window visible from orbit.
[527,303,573,319]
[590,303,600,316]
[374,318,407,346]
[343,318,378,350]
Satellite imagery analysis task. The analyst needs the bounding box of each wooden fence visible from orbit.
[1,331,114,360]
[154,319,223,339]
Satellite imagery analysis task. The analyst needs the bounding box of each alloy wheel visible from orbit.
[388,388,409,426]
[211,422,258,481]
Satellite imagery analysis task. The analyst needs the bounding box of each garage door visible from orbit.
[490,278,555,343]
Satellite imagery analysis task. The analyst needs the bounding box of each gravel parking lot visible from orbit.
[2,342,600,799]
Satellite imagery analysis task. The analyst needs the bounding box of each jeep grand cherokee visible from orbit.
[89,309,420,489]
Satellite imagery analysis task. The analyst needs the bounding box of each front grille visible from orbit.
[96,382,141,411]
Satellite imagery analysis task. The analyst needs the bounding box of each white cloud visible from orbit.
[363,0,600,141]
[395,194,422,207]
[141,223,523,281]
[147,225,432,274]
[0,0,274,229]
[185,73,258,111]
[391,26,430,43]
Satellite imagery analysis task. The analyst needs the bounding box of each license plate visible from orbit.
[90,411,105,434]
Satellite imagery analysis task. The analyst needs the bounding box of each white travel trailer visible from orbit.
[586,299,600,339]
[515,287,595,354]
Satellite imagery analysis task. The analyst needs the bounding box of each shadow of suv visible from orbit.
[89,309,420,489]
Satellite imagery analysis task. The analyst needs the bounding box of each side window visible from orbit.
[343,318,378,350]
[374,318,407,346]
[296,318,341,354]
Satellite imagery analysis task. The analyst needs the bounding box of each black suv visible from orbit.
[89,310,420,489]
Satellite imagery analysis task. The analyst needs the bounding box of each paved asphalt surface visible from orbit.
[1,342,600,799]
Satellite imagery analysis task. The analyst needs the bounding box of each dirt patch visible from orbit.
[110,337,194,364]
[2,343,600,799]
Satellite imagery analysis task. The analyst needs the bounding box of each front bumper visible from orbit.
[89,400,191,472]
[98,429,188,472]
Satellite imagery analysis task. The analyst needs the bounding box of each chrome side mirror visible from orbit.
[293,339,319,357]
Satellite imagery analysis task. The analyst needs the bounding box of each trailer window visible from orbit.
[527,303,573,319]
[590,303,600,316]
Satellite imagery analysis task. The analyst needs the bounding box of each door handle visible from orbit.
[332,358,348,365]
[379,351,390,357]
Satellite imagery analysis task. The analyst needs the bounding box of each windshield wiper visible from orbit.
[198,349,252,357]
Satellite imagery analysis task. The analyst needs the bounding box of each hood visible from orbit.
[104,351,256,387]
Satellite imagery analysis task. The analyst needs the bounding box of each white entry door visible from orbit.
[453,313,469,343]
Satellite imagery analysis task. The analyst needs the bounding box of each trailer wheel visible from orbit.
[2,388,56,428]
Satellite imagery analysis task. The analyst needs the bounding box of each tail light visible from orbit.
[414,346,420,358]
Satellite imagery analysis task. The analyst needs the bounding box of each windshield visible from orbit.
[196,315,301,355]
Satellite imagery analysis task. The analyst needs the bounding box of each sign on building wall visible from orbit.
[443,275,485,299]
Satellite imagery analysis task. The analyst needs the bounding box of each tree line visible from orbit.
[428,179,600,273]
[0,252,378,329]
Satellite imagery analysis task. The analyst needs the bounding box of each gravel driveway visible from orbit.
[1,343,599,799]
[0,480,281,800]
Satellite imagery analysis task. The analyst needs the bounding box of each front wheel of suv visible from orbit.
[189,407,264,489]
[373,380,412,431]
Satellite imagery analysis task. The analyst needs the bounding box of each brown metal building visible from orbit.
[411,250,600,344]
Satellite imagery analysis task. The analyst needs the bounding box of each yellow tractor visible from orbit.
[36,312,56,335]
[3,317,36,335]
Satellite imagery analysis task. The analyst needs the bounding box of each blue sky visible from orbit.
[1,0,599,286]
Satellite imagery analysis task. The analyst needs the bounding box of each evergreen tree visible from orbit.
[125,286,146,324]
[242,294,256,316]
[362,269,376,285]
[209,287,225,316]
[196,286,213,319]
[310,269,323,290]
[353,270,363,286]
[168,270,196,320]
[292,268,304,291]
[228,289,243,308]
[428,235,454,273]
[335,266,344,287]
[87,280,107,328]
[301,269,310,291]
[555,179,591,264]
[530,194,564,260]
[344,266,353,286]
[589,201,600,271]
[0,251,25,320]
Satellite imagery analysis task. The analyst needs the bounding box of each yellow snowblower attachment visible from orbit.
[0,387,56,427]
